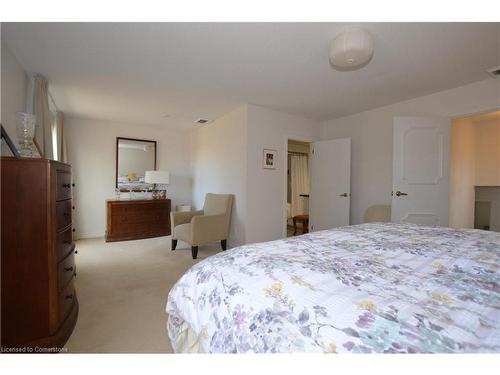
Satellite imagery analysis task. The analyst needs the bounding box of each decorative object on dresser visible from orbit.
[145,170,170,199]
[1,157,78,351]
[16,112,41,158]
[105,198,171,242]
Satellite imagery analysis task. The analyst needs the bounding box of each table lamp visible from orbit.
[145,170,170,199]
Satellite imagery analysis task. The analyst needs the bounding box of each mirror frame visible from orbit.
[115,137,157,190]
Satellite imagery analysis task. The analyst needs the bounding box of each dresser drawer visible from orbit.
[56,227,74,261]
[56,199,72,231]
[56,170,72,201]
[58,279,76,322]
[58,251,75,292]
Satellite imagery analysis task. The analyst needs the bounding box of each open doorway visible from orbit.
[449,110,500,231]
[286,139,310,237]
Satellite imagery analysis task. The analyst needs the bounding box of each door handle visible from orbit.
[339,193,348,197]
[395,191,408,197]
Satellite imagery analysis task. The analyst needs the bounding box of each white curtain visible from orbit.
[27,74,53,159]
[290,154,310,217]
[55,111,68,163]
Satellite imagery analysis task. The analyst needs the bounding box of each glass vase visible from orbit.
[16,112,38,158]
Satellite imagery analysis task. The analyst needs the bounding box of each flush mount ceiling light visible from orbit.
[329,27,374,71]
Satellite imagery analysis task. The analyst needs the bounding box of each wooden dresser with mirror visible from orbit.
[107,137,171,242]
[1,157,78,351]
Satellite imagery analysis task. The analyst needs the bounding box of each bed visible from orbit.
[166,222,500,353]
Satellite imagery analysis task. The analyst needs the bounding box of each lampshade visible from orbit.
[145,170,170,184]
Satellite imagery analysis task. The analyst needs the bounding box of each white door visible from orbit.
[309,138,351,231]
[392,117,450,226]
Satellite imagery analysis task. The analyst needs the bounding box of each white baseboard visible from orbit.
[76,232,105,240]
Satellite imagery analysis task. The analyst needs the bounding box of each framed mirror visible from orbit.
[116,137,157,191]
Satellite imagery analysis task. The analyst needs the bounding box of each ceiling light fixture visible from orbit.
[329,27,374,71]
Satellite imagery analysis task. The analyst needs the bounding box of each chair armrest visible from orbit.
[171,210,204,226]
[190,214,228,245]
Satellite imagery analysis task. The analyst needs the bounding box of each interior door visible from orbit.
[309,138,351,231]
[392,116,450,226]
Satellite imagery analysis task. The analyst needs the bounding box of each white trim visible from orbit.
[449,107,500,120]
[76,232,105,240]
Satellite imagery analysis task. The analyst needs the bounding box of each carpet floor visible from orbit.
[65,236,221,353]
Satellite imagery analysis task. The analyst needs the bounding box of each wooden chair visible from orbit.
[292,214,309,235]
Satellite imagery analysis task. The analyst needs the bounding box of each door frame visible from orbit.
[282,135,314,238]
[449,107,500,121]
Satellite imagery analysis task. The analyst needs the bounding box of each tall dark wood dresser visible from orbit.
[1,157,78,352]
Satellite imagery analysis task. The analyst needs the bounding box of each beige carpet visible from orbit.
[65,236,221,353]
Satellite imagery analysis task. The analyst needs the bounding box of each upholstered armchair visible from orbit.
[170,193,234,259]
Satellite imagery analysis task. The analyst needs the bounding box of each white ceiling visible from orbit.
[3,23,500,128]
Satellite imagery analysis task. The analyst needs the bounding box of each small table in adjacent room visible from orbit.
[105,198,171,242]
[293,214,309,235]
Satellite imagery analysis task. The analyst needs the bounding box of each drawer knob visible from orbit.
[72,228,76,232]
[75,250,78,254]
[72,206,75,210]
[65,294,73,300]
[72,183,76,187]
[65,266,74,272]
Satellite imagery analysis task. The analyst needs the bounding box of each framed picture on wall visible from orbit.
[263,148,277,169]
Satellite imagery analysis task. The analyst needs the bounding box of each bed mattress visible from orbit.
[166,223,500,353]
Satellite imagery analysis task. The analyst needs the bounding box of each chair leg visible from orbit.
[221,239,227,251]
[171,239,177,251]
[191,246,198,259]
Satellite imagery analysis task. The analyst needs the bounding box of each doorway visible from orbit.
[449,110,500,231]
[286,140,311,237]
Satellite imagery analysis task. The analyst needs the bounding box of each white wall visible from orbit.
[1,39,27,149]
[322,79,500,225]
[191,106,248,246]
[475,119,500,186]
[190,104,321,246]
[245,105,321,243]
[66,117,193,238]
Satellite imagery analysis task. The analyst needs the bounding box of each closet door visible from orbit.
[309,138,351,231]
[392,117,450,226]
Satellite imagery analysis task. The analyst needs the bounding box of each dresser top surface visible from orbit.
[1,156,71,168]
[106,197,171,203]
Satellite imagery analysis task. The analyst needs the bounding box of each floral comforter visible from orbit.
[166,223,500,353]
